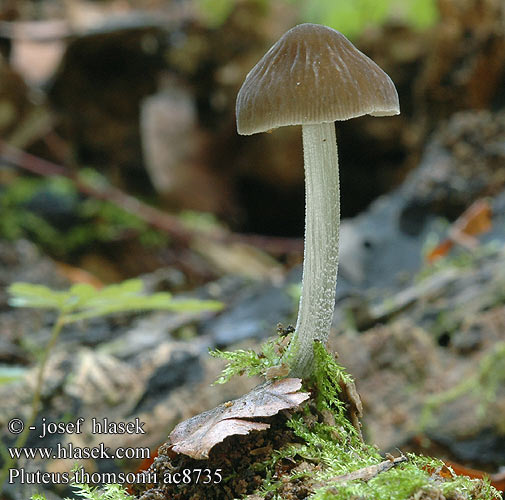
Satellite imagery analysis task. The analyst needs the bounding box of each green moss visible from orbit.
[239,342,501,500]
[311,343,355,414]
[209,329,290,384]
[31,482,134,500]
[310,462,431,500]
[209,343,277,383]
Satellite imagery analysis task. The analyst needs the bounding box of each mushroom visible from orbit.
[236,23,399,377]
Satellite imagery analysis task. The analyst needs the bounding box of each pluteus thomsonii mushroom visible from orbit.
[236,23,399,377]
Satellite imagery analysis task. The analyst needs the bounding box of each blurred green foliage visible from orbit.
[196,0,438,36]
[197,0,236,27]
[1,280,222,493]
[290,0,438,37]
[0,174,168,256]
[196,0,268,27]
[8,279,222,323]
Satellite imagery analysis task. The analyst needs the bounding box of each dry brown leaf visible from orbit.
[426,198,492,263]
[169,378,310,459]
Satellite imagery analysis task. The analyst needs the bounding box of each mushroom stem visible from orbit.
[287,122,340,378]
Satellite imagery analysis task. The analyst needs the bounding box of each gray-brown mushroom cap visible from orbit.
[236,23,400,135]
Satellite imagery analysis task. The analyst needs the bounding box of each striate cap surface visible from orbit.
[236,23,400,135]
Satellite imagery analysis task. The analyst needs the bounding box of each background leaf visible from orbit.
[8,280,223,324]
[8,283,67,309]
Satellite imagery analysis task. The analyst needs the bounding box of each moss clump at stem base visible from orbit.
[248,341,501,500]
[131,337,502,500]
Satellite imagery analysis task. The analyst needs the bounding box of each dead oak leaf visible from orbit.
[168,378,310,459]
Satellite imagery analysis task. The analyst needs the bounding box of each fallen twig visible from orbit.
[330,455,408,482]
[0,141,302,255]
